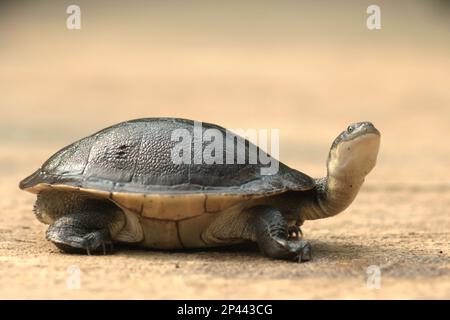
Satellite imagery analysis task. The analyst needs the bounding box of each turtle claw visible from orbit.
[80,231,113,255]
[287,239,311,263]
[84,240,112,256]
[288,225,310,262]
[296,242,312,263]
[288,224,304,240]
[101,241,115,255]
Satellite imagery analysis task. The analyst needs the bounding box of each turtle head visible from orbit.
[327,121,380,180]
[294,121,381,220]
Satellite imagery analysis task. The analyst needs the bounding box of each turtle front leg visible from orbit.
[46,210,124,255]
[248,206,312,262]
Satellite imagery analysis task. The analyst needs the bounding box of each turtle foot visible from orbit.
[80,230,114,255]
[49,229,114,255]
[46,215,115,255]
[249,206,313,262]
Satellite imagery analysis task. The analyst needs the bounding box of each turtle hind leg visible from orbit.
[43,196,125,255]
[249,206,312,262]
[46,211,117,255]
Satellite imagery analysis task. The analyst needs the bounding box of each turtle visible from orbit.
[19,118,380,262]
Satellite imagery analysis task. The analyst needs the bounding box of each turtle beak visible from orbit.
[360,122,380,136]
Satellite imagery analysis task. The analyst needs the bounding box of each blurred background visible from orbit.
[0,0,449,299]
[1,0,449,185]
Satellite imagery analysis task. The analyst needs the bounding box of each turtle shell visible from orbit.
[20,118,314,221]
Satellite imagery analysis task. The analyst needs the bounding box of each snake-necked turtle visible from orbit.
[19,118,380,262]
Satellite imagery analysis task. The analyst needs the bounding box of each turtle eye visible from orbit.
[347,125,354,133]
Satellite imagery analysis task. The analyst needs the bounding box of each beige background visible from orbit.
[0,1,449,299]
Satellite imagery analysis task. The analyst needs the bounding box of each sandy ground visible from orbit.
[0,1,449,299]
[0,172,449,299]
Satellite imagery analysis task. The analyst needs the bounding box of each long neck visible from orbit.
[298,129,380,220]
[300,170,365,220]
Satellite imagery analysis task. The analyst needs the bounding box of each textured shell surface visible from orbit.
[20,118,314,197]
